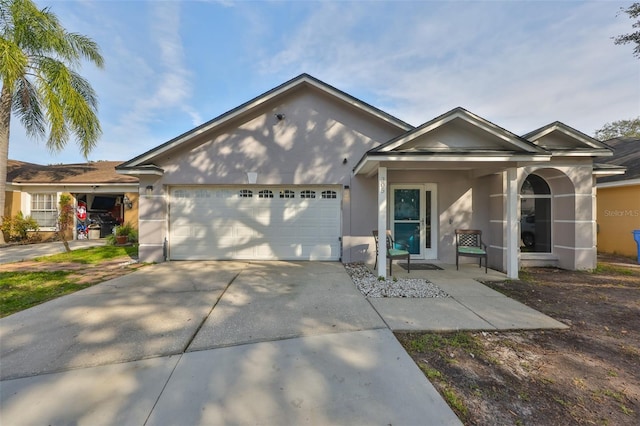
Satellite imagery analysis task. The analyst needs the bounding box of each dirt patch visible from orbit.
[396,254,640,425]
[0,257,146,285]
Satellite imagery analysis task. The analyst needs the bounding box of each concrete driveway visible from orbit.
[0,261,461,425]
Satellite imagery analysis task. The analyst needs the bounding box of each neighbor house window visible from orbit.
[520,174,551,253]
[30,193,57,228]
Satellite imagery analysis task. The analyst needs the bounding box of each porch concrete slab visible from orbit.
[455,296,569,330]
[0,355,179,426]
[0,262,246,380]
[148,329,461,426]
[430,278,508,298]
[369,297,495,331]
[188,261,387,351]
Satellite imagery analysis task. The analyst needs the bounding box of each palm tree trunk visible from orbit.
[0,83,13,245]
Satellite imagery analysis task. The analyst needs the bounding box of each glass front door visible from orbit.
[391,184,437,259]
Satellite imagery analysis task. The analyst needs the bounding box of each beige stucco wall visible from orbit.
[596,184,640,257]
[3,190,21,217]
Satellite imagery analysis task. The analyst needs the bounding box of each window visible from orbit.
[30,193,57,228]
[321,190,337,199]
[520,174,551,253]
[279,190,295,199]
[238,189,253,198]
[258,190,273,198]
[300,190,316,199]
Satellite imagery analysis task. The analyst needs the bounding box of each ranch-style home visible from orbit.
[116,74,615,279]
[5,160,138,240]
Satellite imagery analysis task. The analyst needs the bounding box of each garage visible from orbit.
[169,186,342,260]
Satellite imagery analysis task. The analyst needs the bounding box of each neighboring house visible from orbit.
[117,74,613,279]
[5,160,138,240]
[595,137,640,257]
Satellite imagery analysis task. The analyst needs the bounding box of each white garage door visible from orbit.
[169,186,342,260]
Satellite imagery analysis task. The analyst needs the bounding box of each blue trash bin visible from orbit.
[633,230,640,264]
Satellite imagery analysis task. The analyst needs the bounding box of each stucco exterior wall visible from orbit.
[136,89,406,263]
[520,162,597,270]
[4,190,21,217]
[346,169,492,265]
[596,184,640,257]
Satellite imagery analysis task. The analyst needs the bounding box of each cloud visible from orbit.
[128,2,202,127]
[255,1,639,135]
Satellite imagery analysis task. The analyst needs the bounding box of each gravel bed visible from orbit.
[344,263,450,298]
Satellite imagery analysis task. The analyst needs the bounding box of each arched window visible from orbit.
[520,174,551,253]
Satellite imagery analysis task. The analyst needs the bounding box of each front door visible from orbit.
[390,184,437,259]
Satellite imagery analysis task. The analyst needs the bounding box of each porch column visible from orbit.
[506,167,519,279]
[377,167,387,278]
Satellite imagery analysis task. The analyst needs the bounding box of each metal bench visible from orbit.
[455,229,488,273]
[373,230,410,275]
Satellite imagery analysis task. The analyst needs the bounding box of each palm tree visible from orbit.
[0,0,104,243]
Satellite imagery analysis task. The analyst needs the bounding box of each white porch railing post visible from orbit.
[506,167,519,279]
[377,167,387,279]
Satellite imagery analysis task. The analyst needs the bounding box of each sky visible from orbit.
[8,0,640,165]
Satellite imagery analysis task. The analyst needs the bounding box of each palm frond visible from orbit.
[65,32,104,68]
[0,37,28,87]
[12,75,44,138]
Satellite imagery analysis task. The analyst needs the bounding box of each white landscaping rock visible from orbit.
[344,263,450,298]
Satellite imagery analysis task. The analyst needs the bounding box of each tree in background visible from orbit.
[594,117,640,140]
[57,193,73,252]
[0,0,104,244]
[614,3,640,58]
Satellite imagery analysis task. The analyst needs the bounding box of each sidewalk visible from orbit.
[0,239,106,264]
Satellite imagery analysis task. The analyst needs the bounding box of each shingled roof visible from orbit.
[597,138,640,184]
[7,160,139,184]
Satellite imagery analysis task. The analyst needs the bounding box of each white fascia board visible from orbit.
[369,154,551,162]
[597,178,640,189]
[353,153,551,175]
[530,125,606,150]
[7,183,138,193]
[593,169,626,177]
[116,168,164,176]
[551,149,613,158]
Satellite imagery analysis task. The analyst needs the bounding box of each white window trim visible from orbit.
[23,191,60,231]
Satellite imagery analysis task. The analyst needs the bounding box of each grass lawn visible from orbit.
[0,245,139,318]
[35,245,138,264]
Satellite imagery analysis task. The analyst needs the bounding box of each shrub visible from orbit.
[109,222,138,245]
[1,212,40,242]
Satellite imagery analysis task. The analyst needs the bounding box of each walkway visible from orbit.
[0,260,566,425]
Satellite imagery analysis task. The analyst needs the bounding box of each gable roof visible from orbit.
[117,73,414,173]
[596,137,640,185]
[352,107,551,175]
[7,160,138,185]
[371,107,544,154]
[522,121,612,156]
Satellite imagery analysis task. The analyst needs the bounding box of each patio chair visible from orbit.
[373,230,410,275]
[455,229,488,273]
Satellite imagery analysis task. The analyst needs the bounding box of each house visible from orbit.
[5,160,138,240]
[117,74,614,279]
[595,137,640,257]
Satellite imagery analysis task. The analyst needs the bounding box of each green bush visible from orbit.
[108,222,138,245]
[1,212,40,242]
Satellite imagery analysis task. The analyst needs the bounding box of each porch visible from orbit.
[361,261,567,332]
